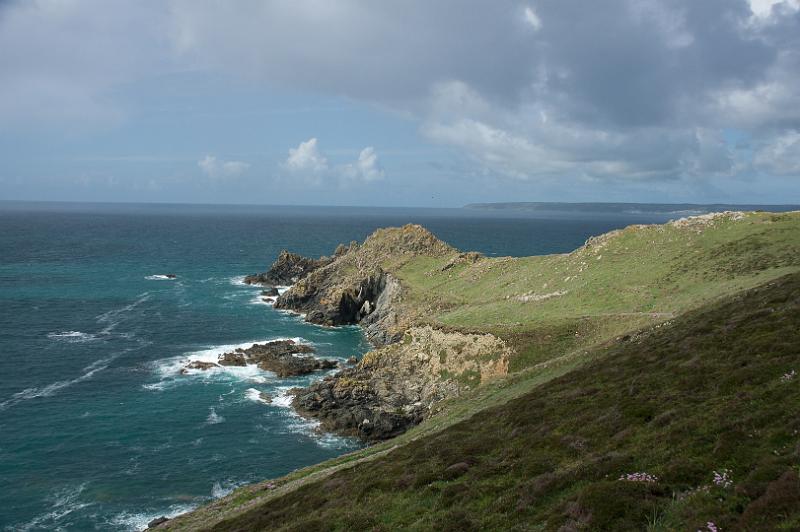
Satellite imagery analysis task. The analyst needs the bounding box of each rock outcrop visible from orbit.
[292,326,512,441]
[275,224,454,344]
[244,250,335,286]
[182,340,337,378]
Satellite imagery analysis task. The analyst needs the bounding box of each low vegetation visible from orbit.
[162,211,800,530]
[206,272,800,531]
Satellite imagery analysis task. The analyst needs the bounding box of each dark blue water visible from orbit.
[0,202,673,530]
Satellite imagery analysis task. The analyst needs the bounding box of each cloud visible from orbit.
[523,6,542,31]
[754,131,800,175]
[342,147,384,182]
[0,0,172,128]
[4,0,800,188]
[284,138,329,174]
[164,0,800,183]
[283,138,384,184]
[198,155,250,179]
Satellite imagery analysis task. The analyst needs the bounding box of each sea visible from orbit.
[0,201,688,530]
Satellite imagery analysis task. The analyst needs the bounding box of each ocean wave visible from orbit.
[250,294,276,306]
[206,407,225,424]
[13,483,92,532]
[46,330,98,343]
[145,337,310,388]
[267,386,360,450]
[96,293,151,335]
[229,275,248,286]
[0,354,120,411]
[211,480,245,499]
[245,388,271,404]
[109,503,197,532]
[145,274,176,281]
[270,386,295,408]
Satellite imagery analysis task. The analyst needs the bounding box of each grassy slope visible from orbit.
[164,212,800,530]
[212,272,800,531]
[394,211,800,371]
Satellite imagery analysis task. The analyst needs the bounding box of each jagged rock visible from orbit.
[147,516,169,528]
[262,297,275,304]
[218,351,246,366]
[291,326,512,442]
[260,287,279,297]
[244,251,333,286]
[275,225,453,343]
[181,361,219,373]
[259,392,272,403]
[226,340,336,378]
[347,356,358,364]
[181,340,336,377]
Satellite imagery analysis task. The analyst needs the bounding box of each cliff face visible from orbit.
[261,225,512,441]
[244,250,337,286]
[275,224,454,343]
[292,326,513,441]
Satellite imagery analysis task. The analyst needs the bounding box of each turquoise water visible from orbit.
[0,202,672,530]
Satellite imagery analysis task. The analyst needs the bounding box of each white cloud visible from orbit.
[284,138,329,174]
[754,131,800,176]
[342,147,384,182]
[748,0,800,19]
[198,155,250,179]
[283,138,384,184]
[523,6,542,31]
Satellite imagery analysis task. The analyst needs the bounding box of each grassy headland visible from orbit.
[162,211,800,531]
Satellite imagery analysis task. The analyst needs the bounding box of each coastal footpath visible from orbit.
[158,211,800,530]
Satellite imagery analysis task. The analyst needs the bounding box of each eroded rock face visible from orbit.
[275,225,454,343]
[182,340,337,378]
[292,326,512,441]
[244,250,333,286]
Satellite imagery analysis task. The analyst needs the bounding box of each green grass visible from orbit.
[206,272,800,531]
[394,212,800,374]
[163,212,800,530]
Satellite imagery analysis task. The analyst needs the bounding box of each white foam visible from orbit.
[151,337,308,380]
[245,388,271,404]
[211,480,245,499]
[0,354,120,411]
[270,386,295,408]
[229,275,248,286]
[47,331,98,342]
[145,274,176,281]
[96,293,151,335]
[250,294,276,306]
[109,503,197,532]
[206,407,225,424]
[15,483,92,531]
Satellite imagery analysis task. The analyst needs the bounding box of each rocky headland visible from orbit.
[245,224,512,441]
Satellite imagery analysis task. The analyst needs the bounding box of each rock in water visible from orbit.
[244,251,333,286]
[180,339,338,378]
[218,351,246,366]
[180,360,219,373]
[260,287,279,296]
[147,516,169,528]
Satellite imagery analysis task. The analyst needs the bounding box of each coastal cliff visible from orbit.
[156,211,800,531]
[247,224,512,440]
[274,224,452,340]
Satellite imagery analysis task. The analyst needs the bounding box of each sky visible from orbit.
[1,0,799,207]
